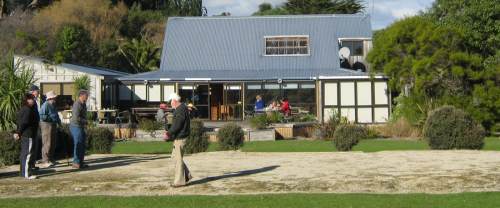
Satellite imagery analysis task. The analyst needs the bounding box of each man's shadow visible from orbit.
[0,155,168,179]
[188,165,280,186]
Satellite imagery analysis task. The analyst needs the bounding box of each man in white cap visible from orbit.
[165,93,192,187]
[39,90,61,168]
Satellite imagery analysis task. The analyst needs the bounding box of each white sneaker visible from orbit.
[26,175,37,180]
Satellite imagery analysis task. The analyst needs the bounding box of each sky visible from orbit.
[204,0,435,30]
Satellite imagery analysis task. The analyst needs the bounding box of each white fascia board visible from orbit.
[185,78,212,81]
[318,75,385,79]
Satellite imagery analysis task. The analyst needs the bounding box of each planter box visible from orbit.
[272,122,317,139]
[207,128,275,142]
[114,128,136,139]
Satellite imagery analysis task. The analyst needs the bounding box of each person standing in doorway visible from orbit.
[165,93,192,187]
[39,91,61,168]
[70,90,89,169]
[14,93,40,180]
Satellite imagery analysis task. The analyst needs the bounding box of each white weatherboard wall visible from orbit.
[16,56,103,110]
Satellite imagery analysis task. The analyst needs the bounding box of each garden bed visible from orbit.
[272,122,317,139]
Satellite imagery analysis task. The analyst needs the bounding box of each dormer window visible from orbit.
[340,40,364,56]
[264,35,310,56]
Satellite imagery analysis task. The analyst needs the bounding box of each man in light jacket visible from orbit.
[39,91,61,168]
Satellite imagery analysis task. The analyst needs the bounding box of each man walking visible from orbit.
[166,93,192,187]
[70,90,89,169]
[39,91,61,168]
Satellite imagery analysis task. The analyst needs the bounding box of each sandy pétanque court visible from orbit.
[1,150,500,198]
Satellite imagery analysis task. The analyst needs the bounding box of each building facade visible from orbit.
[117,15,391,123]
[15,55,129,110]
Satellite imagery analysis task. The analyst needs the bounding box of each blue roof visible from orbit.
[120,14,372,81]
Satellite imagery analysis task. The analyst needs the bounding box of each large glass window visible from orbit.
[340,40,363,56]
[179,84,209,119]
[265,36,310,56]
[41,83,75,110]
[245,82,316,115]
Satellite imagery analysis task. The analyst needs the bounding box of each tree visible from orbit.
[0,53,35,131]
[53,24,96,65]
[119,37,160,73]
[428,0,499,58]
[31,0,128,44]
[253,0,365,16]
[367,15,499,130]
[258,3,272,12]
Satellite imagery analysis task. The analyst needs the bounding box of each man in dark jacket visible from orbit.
[70,90,89,169]
[15,93,40,180]
[165,93,192,187]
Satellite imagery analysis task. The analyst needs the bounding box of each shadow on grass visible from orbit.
[188,165,280,186]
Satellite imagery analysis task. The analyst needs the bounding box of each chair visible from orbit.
[98,111,107,124]
[61,111,72,124]
[115,111,130,125]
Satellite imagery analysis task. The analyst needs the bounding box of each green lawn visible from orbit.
[3,193,500,208]
[112,137,500,154]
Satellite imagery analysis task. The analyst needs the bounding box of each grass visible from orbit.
[3,192,500,208]
[112,137,500,154]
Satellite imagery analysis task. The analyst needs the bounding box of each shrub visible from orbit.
[333,124,368,151]
[314,111,348,140]
[87,127,115,154]
[297,114,317,122]
[249,114,268,130]
[218,123,245,150]
[267,111,284,123]
[374,117,421,139]
[423,105,485,150]
[184,120,209,154]
[365,126,381,139]
[55,124,74,159]
[138,118,163,137]
[0,131,20,166]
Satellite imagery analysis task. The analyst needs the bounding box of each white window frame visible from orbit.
[263,35,311,57]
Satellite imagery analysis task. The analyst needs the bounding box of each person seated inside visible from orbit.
[280,98,291,117]
[156,102,168,130]
[266,100,280,111]
[254,95,265,112]
[187,102,199,119]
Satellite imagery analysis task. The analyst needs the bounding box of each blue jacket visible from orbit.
[255,99,265,110]
[40,101,61,124]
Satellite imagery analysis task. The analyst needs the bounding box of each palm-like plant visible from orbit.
[119,37,160,73]
[0,53,35,131]
[73,75,91,99]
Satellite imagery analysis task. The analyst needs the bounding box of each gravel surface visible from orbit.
[1,151,500,198]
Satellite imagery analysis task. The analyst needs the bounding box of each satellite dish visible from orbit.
[338,47,350,59]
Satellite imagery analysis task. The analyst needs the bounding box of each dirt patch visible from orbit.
[1,151,500,198]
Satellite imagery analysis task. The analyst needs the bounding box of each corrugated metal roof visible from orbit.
[15,55,130,77]
[120,14,372,81]
[118,68,369,81]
